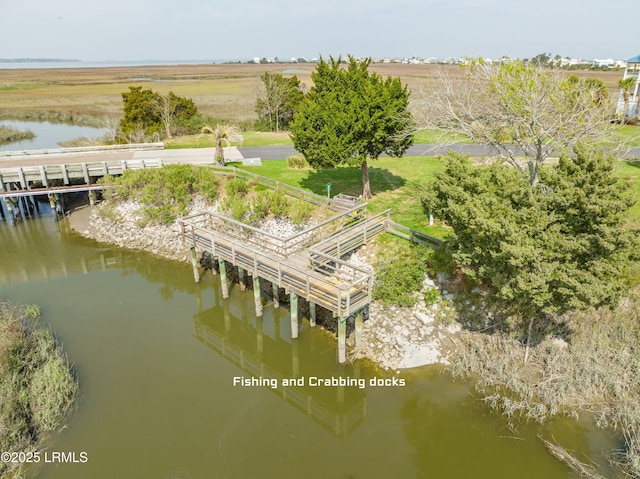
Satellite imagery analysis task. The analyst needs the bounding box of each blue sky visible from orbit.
[0,0,637,62]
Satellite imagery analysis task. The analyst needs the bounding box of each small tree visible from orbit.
[414,60,614,186]
[154,92,198,138]
[200,124,239,166]
[255,72,304,132]
[290,56,413,199]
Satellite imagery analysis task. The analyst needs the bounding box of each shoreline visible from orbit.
[66,201,460,369]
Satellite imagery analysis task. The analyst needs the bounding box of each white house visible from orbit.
[616,55,640,120]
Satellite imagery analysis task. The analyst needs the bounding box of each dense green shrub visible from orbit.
[103,165,219,224]
[286,155,307,169]
[372,240,432,307]
[224,177,249,197]
[289,198,314,225]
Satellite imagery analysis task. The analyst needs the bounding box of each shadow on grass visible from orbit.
[299,165,406,197]
[623,159,640,169]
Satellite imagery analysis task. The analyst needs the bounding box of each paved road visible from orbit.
[239,144,640,160]
[1,143,638,169]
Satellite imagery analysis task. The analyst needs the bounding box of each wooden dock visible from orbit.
[181,204,390,363]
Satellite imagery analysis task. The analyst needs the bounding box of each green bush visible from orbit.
[107,165,219,224]
[225,177,249,197]
[286,155,307,169]
[424,288,441,306]
[373,241,431,307]
[289,199,313,225]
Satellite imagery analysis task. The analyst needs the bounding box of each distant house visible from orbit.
[616,55,640,119]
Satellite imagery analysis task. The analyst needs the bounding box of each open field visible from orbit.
[0,63,630,127]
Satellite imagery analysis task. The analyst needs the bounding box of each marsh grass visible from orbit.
[449,294,640,478]
[0,125,34,145]
[0,301,78,478]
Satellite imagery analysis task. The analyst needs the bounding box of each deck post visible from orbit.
[238,267,246,291]
[338,316,346,363]
[190,247,200,283]
[355,310,363,347]
[309,301,317,327]
[219,259,229,299]
[5,198,15,226]
[253,275,263,317]
[272,282,280,308]
[89,190,96,206]
[290,292,298,339]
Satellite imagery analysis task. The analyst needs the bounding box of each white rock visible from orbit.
[414,311,435,325]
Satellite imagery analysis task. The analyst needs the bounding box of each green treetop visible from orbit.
[290,56,413,199]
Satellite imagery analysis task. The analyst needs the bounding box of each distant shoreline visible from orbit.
[0,58,81,63]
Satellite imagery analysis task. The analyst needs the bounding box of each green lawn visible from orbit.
[228,156,640,239]
[166,124,640,149]
[613,159,640,219]
[233,156,451,237]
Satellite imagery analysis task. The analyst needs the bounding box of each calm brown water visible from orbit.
[0,209,621,479]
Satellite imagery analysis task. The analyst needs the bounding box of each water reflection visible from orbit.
[0,120,108,151]
[193,300,367,437]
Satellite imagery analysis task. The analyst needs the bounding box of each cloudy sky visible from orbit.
[0,0,637,62]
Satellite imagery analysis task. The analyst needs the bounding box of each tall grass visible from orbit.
[0,301,78,478]
[449,294,640,478]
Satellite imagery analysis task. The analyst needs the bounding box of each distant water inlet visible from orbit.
[0,120,108,151]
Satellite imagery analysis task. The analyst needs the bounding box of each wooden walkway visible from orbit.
[182,204,374,318]
[181,203,394,363]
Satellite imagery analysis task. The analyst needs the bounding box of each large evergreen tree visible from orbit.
[290,56,413,199]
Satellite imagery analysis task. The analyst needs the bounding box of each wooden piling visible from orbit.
[219,259,229,299]
[238,267,246,291]
[190,247,200,283]
[355,311,363,347]
[272,282,280,308]
[290,292,299,339]
[338,317,346,363]
[309,301,317,327]
[6,199,15,226]
[253,275,262,317]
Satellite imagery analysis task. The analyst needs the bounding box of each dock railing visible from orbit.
[180,202,366,258]
[207,165,363,213]
[185,221,372,316]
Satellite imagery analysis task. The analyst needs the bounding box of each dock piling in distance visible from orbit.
[272,282,280,308]
[238,267,246,291]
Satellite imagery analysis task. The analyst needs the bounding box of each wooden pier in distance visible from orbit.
[181,205,390,363]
